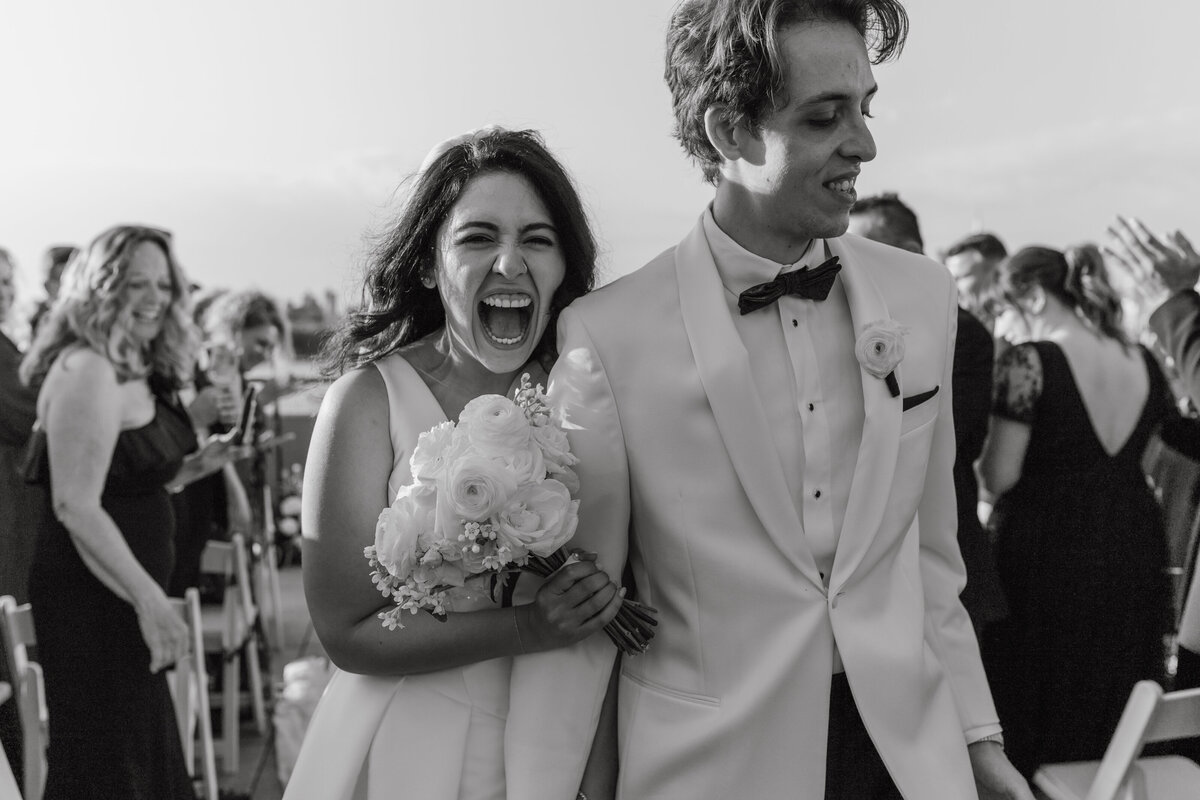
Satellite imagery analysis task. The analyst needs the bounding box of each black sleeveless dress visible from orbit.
[983,341,1172,777]
[26,386,198,800]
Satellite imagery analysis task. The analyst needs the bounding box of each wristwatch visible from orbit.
[973,732,1005,749]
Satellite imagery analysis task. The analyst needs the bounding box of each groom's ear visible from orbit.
[704,105,764,168]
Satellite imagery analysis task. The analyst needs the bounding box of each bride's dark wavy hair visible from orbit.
[323,129,597,378]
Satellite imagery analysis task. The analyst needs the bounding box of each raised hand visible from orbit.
[1105,216,1200,307]
[516,551,624,652]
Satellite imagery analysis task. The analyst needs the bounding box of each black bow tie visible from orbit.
[738,256,842,315]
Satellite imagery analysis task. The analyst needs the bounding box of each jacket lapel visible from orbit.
[827,238,903,589]
[675,220,824,587]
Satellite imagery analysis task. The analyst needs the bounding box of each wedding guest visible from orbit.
[849,194,1008,637]
[945,232,1007,328]
[0,248,41,604]
[508,2,1030,798]
[202,289,287,379]
[283,128,623,800]
[0,247,41,790]
[1106,217,1200,694]
[168,289,282,596]
[28,244,78,335]
[978,243,1172,776]
[19,225,199,799]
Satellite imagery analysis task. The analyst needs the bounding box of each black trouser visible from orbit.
[825,672,904,800]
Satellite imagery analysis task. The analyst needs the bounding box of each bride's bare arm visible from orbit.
[301,366,622,676]
[578,656,620,799]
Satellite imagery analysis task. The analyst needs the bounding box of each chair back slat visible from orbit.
[6,606,36,649]
[199,540,235,577]
[231,534,258,626]
[1,596,47,800]
[1083,681,1162,800]
[1143,685,1200,744]
[0,596,36,675]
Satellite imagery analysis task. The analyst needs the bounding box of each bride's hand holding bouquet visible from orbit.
[366,375,656,655]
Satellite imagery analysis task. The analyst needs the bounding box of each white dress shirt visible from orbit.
[703,210,866,672]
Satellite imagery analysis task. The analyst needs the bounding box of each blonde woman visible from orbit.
[20,225,201,800]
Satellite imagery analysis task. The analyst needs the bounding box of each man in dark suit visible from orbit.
[943,232,1007,330]
[849,195,1008,636]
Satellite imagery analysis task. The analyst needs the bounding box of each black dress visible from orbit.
[26,384,198,800]
[983,341,1172,777]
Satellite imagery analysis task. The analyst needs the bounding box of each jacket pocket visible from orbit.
[621,669,721,707]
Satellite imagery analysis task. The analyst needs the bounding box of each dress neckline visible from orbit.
[1036,340,1156,460]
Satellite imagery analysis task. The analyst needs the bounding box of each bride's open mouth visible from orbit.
[478,292,534,347]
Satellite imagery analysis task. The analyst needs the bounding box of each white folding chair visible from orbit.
[167,587,218,800]
[0,596,46,800]
[199,534,267,774]
[256,482,286,650]
[0,682,22,800]
[1034,680,1200,800]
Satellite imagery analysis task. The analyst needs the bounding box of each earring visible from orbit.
[421,273,436,289]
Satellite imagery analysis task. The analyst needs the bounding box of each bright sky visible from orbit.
[2,0,1196,314]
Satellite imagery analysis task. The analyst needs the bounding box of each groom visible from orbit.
[505,1,1032,798]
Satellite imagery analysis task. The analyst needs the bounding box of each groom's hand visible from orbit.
[517,554,624,652]
[968,741,1035,800]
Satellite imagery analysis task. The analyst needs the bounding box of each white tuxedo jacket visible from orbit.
[504,219,999,799]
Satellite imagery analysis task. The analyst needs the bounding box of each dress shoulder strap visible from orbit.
[371,353,447,502]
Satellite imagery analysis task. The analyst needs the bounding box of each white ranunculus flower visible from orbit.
[459,395,531,457]
[375,482,437,580]
[530,419,577,470]
[500,444,546,486]
[494,479,579,557]
[441,455,519,522]
[410,421,463,485]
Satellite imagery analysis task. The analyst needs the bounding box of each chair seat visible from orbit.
[1035,755,1200,800]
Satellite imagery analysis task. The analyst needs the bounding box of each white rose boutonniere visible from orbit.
[855,319,909,397]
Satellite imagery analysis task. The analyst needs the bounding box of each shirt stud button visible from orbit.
[814,490,822,499]
[792,319,799,327]
[808,403,815,412]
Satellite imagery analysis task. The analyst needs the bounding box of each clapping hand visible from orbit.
[1105,216,1200,309]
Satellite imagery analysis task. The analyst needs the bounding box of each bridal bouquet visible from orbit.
[364,375,656,655]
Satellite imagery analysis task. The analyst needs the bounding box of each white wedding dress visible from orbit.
[283,354,512,800]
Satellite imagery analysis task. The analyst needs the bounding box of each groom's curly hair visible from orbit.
[665,0,909,184]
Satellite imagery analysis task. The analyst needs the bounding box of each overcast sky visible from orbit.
[2,0,1196,313]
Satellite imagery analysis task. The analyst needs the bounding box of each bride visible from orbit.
[285,128,623,800]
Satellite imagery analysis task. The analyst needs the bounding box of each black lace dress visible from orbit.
[983,341,1172,777]
[25,386,198,800]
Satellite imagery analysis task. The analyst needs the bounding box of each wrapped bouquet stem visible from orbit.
[365,375,656,655]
